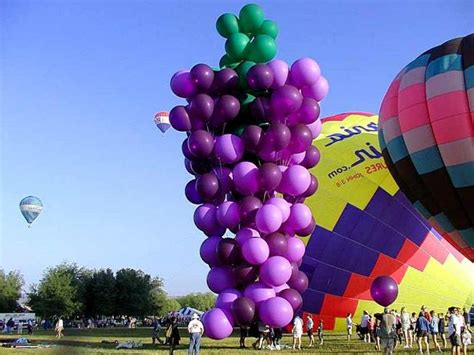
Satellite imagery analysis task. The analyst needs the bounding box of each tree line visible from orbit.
[0,264,215,319]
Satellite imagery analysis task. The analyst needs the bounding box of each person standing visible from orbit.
[360,311,370,343]
[317,319,324,345]
[152,317,163,345]
[461,327,471,355]
[430,310,442,352]
[346,313,353,341]
[415,311,430,354]
[379,307,397,355]
[306,315,315,347]
[239,326,248,349]
[6,318,14,334]
[167,316,180,355]
[462,308,470,331]
[400,307,412,348]
[292,315,303,350]
[55,317,64,339]
[27,319,33,335]
[448,307,462,355]
[439,312,447,350]
[17,319,22,335]
[187,314,204,355]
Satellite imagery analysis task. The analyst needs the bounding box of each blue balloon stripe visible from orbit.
[404,54,430,72]
[446,162,474,188]
[386,135,409,163]
[410,146,444,174]
[465,65,474,90]
[459,228,474,247]
[426,54,463,80]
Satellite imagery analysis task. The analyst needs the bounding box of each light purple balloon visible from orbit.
[216,288,242,312]
[207,266,235,293]
[273,283,289,294]
[193,203,219,236]
[242,237,270,265]
[307,119,322,139]
[233,162,259,195]
[267,59,289,89]
[279,149,306,166]
[301,76,329,102]
[259,297,294,328]
[170,70,197,98]
[217,201,240,229]
[255,204,283,234]
[243,282,276,310]
[280,165,311,196]
[285,237,306,263]
[260,256,292,287]
[266,197,291,223]
[287,203,312,231]
[214,134,244,164]
[200,236,222,266]
[235,228,260,247]
[290,58,321,88]
[203,308,234,340]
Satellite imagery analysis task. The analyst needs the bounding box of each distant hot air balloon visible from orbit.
[300,113,474,331]
[19,196,43,227]
[154,111,171,133]
[378,34,474,261]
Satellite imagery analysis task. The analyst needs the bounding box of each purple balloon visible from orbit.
[258,163,282,192]
[231,297,256,326]
[235,228,260,247]
[170,105,192,131]
[307,119,322,139]
[261,123,291,151]
[233,162,259,195]
[216,288,242,313]
[259,297,294,328]
[243,282,276,310]
[287,270,309,294]
[188,130,214,157]
[290,58,321,88]
[247,64,274,90]
[279,149,306,166]
[260,256,292,287]
[185,180,202,204]
[295,217,316,237]
[267,59,289,89]
[170,70,197,98]
[203,308,234,340]
[207,266,235,293]
[301,76,329,102]
[264,232,288,256]
[211,95,240,127]
[288,124,312,153]
[189,94,214,121]
[271,85,303,116]
[193,203,219,236]
[217,238,241,265]
[241,125,263,153]
[242,237,270,265]
[190,115,206,131]
[190,160,212,175]
[214,134,244,164]
[301,175,318,198]
[301,146,320,169]
[216,201,240,229]
[289,98,320,125]
[249,97,271,122]
[214,167,233,193]
[190,63,214,91]
[255,204,283,234]
[370,276,399,307]
[239,196,262,226]
[233,264,259,287]
[196,172,220,201]
[290,262,299,280]
[211,68,239,95]
[273,283,290,294]
[266,197,291,222]
[200,236,222,266]
[286,203,312,231]
[280,165,311,196]
[184,159,195,175]
[182,138,197,160]
[285,236,306,263]
[278,288,303,311]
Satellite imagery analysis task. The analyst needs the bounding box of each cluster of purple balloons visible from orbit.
[169,44,328,339]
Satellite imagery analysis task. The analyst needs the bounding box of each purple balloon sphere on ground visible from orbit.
[290,58,321,88]
[259,297,294,328]
[231,297,256,326]
[207,266,235,293]
[370,276,399,307]
[278,288,303,311]
[203,308,234,340]
[260,256,292,287]
[242,237,270,265]
[243,282,276,310]
[214,134,244,164]
[216,288,242,312]
[200,236,222,267]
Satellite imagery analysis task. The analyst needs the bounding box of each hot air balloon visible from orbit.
[19,196,43,227]
[378,34,474,261]
[154,111,171,133]
[300,113,474,331]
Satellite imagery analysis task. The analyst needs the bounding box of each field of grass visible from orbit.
[0,327,458,354]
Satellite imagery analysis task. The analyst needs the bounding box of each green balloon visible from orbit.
[236,60,256,88]
[246,35,277,63]
[239,93,256,105]
[238,4,264,34]
[225,33,250,61]
[216,13,240,38]
[232,124,248,136]
[257,20,278,39]
[219,54,239,69]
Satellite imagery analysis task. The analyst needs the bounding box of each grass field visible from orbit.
[0,327,462,354]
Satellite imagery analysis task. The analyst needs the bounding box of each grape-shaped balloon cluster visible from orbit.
[168,3,328,340]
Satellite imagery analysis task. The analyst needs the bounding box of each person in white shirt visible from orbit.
[187,314,204,355]
[360,311,370,343]
[292,315,303,350]
[346,313,353,341]
[55,317,64,339]
[448,307,462,355]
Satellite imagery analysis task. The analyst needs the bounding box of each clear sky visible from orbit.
[1,0,472,296]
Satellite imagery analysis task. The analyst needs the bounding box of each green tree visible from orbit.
[0,270,24,312]
[28,263,84,318]
[83,268,116,317]
[114,268,153,317]
[176,292,216,311]
[149,278,181,316]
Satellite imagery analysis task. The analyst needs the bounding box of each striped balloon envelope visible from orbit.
[300,112,473,331]
[19,195,43,227]
[378,34,474,261]
[154,111,171,133]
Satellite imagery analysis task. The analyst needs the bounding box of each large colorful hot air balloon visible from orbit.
[154,111,171,133]
[19,196,43,227]
[300,113,474,331]
[378,34,474,261]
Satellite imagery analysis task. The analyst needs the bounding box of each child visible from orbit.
[317,319,324,345]
[462,328,472,355]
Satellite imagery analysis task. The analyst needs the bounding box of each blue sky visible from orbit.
[1,0,472,296]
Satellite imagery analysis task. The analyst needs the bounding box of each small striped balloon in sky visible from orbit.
[19,196,43,227]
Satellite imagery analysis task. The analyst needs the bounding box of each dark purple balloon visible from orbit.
[241,125,263,153]
[211,95,240,127]
[287,271,309,294]
[262,123,291,151]
[211,68,239,94]
[214,167,233,194]
[239,196,263,225]
[217,238,241,265]
[289,97,320,125]
[301,174,318,198]
[190,63,215,91]
[264,232,288,256]
[184,159,195,175]
[190,160,212,175]
[182,138,197,160]
[189,94,214,121]
[271,85,303,116]
[301,146,320,169]
[170,105,192,131]
[200,236,222,266]
[258,163,282,192]
[247,64,274,90]
[249,97,271,122]
[370,276,398,307]
[278,288,303,311]
[231,297,256,326]
[288,124,312,153]
[188,130,214,157]
[196,172,220,200]
[185,180,202,204]
[233,264,259,287]
[290,262,299,280]
[295,217,316,237]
